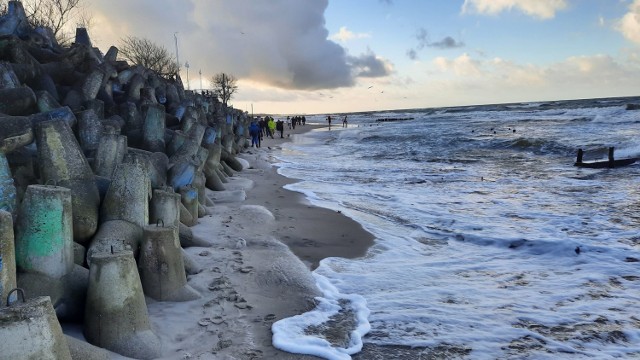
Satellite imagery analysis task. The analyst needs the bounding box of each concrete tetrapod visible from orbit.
[93,134,127,179]
[77,109,103,155]
[141,103,165,153]
[35,119,100,244]
[84,251,162,360]
[168,160,197,192]
[88,154,151,263]
[13,184,89,321]
[0,86,37,115]
[0,210,16,304]
[0,115,33,153]
[0,152,17,216]
[179,186,199,226]
[139,223,200,302]
[0,293,72,360]
[14,184,73,279]
[100,153,151,227]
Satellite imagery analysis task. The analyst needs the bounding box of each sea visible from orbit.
[270,96,640,360]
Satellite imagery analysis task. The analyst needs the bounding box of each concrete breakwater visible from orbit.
[0,2,251,358]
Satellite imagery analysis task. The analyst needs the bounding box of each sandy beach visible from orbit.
[132,123,375,359]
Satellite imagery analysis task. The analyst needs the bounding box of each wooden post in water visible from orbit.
[576,149,584,164]
[608,147,615,168]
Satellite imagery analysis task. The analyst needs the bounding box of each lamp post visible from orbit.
[199,70,202,93]
[185,62,190,90]
[173,32,180,71]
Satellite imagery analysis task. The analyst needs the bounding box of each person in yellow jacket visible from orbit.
[267,116,276,139]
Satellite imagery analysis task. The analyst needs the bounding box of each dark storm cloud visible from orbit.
[92,0,390,91]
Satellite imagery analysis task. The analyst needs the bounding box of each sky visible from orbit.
[84,0,640,115]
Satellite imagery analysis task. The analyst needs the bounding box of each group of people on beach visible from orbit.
[287,115,306,129]
[248,115,308,147]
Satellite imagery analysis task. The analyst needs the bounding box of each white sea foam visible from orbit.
[272,273,371,360]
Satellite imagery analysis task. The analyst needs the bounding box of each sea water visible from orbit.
[271,97,640,359]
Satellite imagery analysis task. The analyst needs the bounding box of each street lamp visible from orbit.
[185,62,190,90]
[174,32,180,71]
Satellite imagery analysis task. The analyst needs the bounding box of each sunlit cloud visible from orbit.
[330,26,371,42]
[89,0,387,92]
[616,0,640,44]
[461,0,568,20]
[433,53,483,77]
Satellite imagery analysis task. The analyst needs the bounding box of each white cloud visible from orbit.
[433,53,482,76]
[430,52,639,95]
[330,26,371,42]
[461,0,568,20]
[87,0,389,91]
[616,0,640,44]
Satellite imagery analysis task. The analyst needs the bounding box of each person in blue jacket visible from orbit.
[249,121,261,147]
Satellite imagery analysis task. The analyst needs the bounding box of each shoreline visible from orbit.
[242,124,376,270]
[141,124,376,359]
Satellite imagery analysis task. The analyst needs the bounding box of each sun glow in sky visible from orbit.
[87,0,640,115]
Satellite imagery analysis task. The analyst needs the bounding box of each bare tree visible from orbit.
[19,0,84,45]
[118,36,179,78]
[211,73,238,106]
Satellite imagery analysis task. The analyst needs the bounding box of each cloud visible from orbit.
[416,28,430,50]
[616,0,640,44]
[430,52,640,97]
[430,36,465,49]
[330,26,371,42]
[88,0,388,91]
[461,0,568,20]
[433,53,482,76]
[407,28,464,59]
[348,49,394,77]
[406,48,418,60]
[414,28,464,50]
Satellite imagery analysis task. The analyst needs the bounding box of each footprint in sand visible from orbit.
[245,349,263,359]
[208,276,232,291]
[234,301,251,309]
[239,266,254,273]
[213,339,233,351]
[210,315,225,325]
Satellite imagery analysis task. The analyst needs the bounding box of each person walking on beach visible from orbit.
[327,115,332,129]
[342,115,348,128]
[276,119,284,138]
[249,120,261,147]
[267,117,276,139]
[258,117,266,140]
